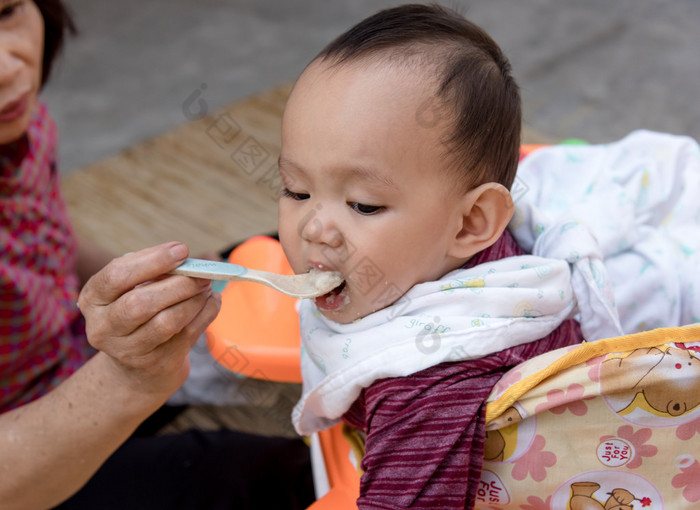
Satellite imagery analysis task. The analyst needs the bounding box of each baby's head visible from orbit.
[278,4,520,323]
[0,0,75,145]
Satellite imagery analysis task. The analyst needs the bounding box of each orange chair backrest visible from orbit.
[206,235,303,383]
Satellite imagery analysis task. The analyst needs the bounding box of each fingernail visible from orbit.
[169,243,188,261]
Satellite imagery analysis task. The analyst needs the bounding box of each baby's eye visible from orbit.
[349,202,383,215]
[281,188,310,201]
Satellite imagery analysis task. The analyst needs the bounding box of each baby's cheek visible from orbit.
[277,230,300,267]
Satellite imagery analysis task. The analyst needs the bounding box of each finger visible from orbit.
[118,288,217,358]
[109,275,212,337]
[79,242,190,308]
[151,292,222,372]
[85,277,211,353]
[113,291,221,373]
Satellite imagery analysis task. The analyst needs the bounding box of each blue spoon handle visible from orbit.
[171,258,248,280]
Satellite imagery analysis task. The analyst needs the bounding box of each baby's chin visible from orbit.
[317,307,366,325]
[311,277,406,323]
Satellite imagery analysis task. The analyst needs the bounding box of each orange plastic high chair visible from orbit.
[206,235,302,383]
[205,235,360,509]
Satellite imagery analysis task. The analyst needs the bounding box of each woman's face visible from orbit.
[0,0,43,145]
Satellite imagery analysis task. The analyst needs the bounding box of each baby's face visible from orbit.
[0,0,43,144]
[278,60,468,323]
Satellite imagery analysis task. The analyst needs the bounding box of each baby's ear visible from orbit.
[447,183,514,259]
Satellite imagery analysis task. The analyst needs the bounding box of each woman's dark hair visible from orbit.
[316,3,521,190]
[34,0,76,87]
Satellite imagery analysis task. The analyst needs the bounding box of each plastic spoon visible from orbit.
[170,258,343,299]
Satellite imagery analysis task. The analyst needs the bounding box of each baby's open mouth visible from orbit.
[315,280,347,311]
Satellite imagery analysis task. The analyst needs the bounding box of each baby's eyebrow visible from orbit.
[344,164,398,190]
[277,156,301,172]
[278,156,398,190]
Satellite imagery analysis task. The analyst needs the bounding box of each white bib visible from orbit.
[292,255,575,435]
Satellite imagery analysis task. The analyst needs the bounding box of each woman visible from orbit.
[0,2,313,508]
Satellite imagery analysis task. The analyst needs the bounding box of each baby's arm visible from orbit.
[352,361,504,510]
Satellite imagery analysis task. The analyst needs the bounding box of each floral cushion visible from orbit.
[477,324,700,509]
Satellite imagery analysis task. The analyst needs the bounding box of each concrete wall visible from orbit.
[43,0,700,173]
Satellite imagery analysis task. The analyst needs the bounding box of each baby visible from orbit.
[277,4,583,508]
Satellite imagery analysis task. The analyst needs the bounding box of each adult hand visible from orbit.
[78,242,221,399]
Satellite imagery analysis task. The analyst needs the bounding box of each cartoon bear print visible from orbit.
[600,344,700,417]
[484,407,523,462]
[569,482,638,510]
[484,429,506,462]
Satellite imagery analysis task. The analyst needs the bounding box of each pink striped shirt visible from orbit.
[0,102,93,412]
[343,231,583,509]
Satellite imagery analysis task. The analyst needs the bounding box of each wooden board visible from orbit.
[62,83,292,256]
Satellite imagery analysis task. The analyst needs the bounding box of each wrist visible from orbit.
[86,353,182,422]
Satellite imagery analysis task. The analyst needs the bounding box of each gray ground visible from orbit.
[43,0,700,173]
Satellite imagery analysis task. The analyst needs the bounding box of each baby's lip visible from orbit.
[307,260,339,273]
[307,260,347,309]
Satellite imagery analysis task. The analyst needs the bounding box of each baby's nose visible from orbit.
[299,205,342,248]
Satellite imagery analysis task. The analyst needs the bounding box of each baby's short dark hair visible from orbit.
[35,0,76,87]
[315,3,521,190]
